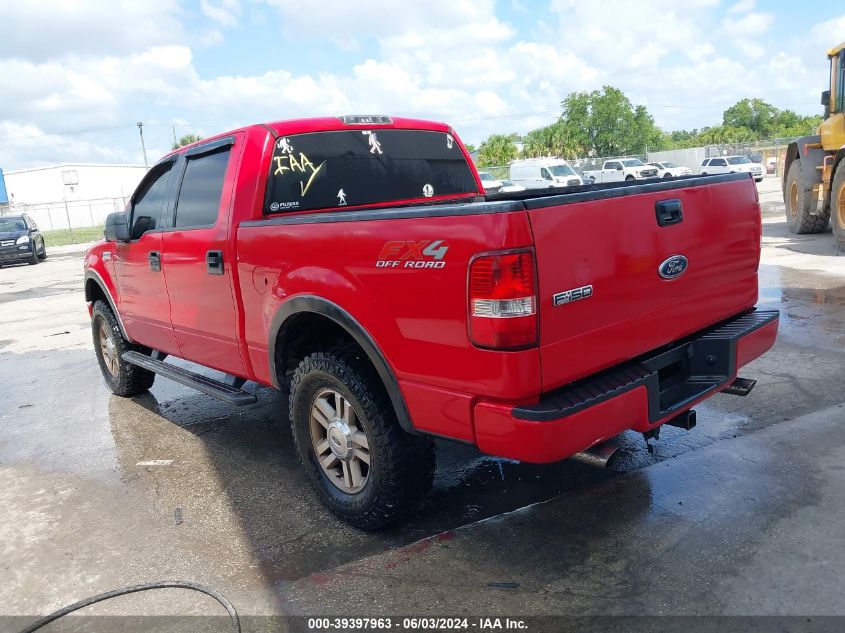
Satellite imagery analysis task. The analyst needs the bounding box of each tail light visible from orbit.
[468,249,538,349]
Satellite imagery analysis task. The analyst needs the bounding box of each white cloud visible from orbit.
[201,0,241,27]
[0,0,185,61]
[810,14,845,45]
[728,0,755,15]
[0,1,838,170]
[722,11,773,38]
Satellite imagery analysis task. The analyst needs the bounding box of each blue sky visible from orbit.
[1,0,843,170]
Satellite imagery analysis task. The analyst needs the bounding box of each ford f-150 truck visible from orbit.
[584,158,659,183]
[84,115,778,529]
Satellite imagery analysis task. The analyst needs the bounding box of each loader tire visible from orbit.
[831,160,845,249]
[785,160,828,234]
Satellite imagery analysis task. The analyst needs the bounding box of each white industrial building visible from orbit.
[3,163,147,205]
[1,163,148,231]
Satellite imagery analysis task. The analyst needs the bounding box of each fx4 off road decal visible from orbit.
[377,240,448,269]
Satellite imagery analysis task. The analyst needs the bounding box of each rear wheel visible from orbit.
[289,345,434,529]
[91,300,155,396]
[832,160,845,249]
[785,160,829,234]
[663,172,672,179]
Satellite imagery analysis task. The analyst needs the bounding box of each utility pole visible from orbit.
[172,124,178,148]
[137,121,149,170]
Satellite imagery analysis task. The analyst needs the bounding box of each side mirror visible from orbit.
[104,211,131,242]
[821,90,830,107]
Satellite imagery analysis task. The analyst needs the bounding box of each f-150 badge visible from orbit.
[552,284,593,307]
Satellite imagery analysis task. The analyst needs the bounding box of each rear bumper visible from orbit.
[473,309,779,463]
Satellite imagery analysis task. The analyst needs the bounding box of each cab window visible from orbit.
[130,163,173,239]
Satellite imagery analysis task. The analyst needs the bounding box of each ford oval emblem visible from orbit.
[658,255,688,280]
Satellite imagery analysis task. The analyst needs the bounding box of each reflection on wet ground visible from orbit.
[3,202,845,613]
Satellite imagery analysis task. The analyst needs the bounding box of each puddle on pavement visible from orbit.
[4,251,845,584]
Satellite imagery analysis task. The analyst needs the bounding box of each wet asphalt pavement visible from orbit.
[2,176,845,626]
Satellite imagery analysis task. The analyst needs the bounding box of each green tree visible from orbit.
[172,134,202,149]
[558,86,665,156]
[521,122,581,158]
[477,133,519,166]
[722,98,778,137]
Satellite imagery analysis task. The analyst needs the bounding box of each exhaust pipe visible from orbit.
[570,441,620,468]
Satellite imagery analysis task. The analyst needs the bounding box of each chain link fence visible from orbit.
[0,196,128,245]
[0,196,126,230]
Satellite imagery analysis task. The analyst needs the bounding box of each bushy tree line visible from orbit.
[475,88,822,166]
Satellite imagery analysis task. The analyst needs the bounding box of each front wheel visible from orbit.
[831,160,845,249]
[289,346,434,530]
[91,300,155,396]
[625,175,635,182]
[785,160,828,234]
[27,248,39,265]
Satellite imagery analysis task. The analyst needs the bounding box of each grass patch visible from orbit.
[42,225,104,247]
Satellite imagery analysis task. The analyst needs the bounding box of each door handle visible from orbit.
[206,250,224,275]
[655,199,683,227]
[148,251,161,272]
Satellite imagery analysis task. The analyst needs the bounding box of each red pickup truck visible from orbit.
[84,116,778,528]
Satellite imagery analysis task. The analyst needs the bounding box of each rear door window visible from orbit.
[264,129,477,213]
[174,147,232,228]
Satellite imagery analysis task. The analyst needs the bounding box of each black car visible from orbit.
[0,214,47,267]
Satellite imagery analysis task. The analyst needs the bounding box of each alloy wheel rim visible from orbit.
[309,388,370,494]
[98,322,119,377]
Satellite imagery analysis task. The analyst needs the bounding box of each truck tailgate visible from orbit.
[526,174,761,393]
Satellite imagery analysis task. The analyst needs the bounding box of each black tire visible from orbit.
[27,248,39,265]
[38,241,47,259]
[785,160,829,234]
[289,345,434,530]
[663,173,672,178]
[91,300,155,396]
[831,160,845,249]
[625,175,635,182]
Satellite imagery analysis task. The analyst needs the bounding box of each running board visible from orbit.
[121,351,257,406]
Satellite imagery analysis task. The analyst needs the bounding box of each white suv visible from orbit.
[699,156,763,182]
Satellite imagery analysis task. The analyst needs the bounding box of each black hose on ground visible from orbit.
[18,580,240,633]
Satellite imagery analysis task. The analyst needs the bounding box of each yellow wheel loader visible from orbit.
[784,41,845,247]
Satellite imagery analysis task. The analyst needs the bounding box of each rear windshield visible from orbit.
[264,129,477,213]
[727,156,751,165]
[0,217,26,232]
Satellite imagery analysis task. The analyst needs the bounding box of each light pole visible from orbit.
[137,121,149,170]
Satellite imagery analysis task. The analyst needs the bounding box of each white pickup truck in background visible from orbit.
[583,158,659,183]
